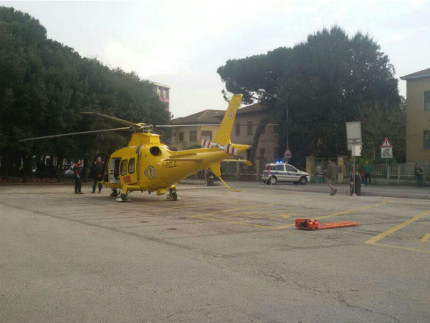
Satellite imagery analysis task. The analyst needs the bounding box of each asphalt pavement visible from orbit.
[182,179,430,199]
[1,183,429,322]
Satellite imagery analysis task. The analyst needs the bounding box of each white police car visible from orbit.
[262,162,311,185]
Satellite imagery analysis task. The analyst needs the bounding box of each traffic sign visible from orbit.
[351,144,362,157]
[381,137,392,148]
[284,148,292,159]
[346,121,362,151]
[381,147,393,158]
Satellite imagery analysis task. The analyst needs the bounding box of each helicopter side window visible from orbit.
[120,159,128,176]
[128,158,135,174]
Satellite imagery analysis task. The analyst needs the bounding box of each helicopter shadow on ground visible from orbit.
[89,192,185,204]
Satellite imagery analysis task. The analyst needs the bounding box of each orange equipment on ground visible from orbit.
[295,218,359,230]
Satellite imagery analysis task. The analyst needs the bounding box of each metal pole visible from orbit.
[353,156,356,196]
[398,164,400,185]
[386,158,389,185]
[286,100,289,150]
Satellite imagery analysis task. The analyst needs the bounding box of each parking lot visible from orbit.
[1,182,429,322]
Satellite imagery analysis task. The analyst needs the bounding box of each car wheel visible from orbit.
[270,176,277,185]
[299,176,308,185]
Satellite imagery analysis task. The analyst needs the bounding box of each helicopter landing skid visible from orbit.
[116,193,131,202]
[110,188,120,197]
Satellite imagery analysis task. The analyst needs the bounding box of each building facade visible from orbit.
[169,103,278,177]
[170,110,224,150]
[230,103,279,176]
[152,82,170,113]
[401,68,430,163]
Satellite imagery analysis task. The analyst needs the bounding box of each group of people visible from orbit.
[360,161,425,187]
[323,159,373,196]
[321,160,426,193]
[360,161,427,187]
[73,156,105,194]
[71,157,427,196]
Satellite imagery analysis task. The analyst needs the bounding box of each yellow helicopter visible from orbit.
[20,94,252,201]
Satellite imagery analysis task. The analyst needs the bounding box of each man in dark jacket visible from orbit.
[326,159,338,195]
[91,157,104,193]
[73,159,83,194]
[415,163,423,187]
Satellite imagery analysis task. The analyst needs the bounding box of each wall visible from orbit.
[406,77,430,162]
[230,112,278,163]
[168,109,278,178]
[229,111,279,177]
[170,125,219,150]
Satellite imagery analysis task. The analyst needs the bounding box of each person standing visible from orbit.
[415,163,423,187]
[364,161,372,185]
[73,159,83,194]
[326,159,338,195]
[316,164,324,184]
[91,157,104,194]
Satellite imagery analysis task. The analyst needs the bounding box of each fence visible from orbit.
[343,163,421,185]
[186,160,257,181]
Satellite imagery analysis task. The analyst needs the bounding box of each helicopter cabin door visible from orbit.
[108,158,121,184]
[119,155,138,186]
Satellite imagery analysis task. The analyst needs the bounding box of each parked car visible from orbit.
[262,162,311,185]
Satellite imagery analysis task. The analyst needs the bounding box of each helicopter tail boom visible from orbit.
[213,94,243,145]
[201,139,250,156]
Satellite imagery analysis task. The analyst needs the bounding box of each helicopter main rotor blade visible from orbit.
[81,112,143,127]
[19,126,133,142]
[154,123,280,128]
[154,124,216,128]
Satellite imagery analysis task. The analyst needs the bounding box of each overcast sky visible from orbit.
[2,0,430,117]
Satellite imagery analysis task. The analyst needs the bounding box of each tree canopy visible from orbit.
[218,26,403,164]
[0,7,169,178]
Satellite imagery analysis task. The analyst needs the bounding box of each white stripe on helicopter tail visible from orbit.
[201,139,238,155]
[226,144,238,156]
[201,139,213,148]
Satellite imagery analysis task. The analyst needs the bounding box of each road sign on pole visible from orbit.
[284,148,292,159]
[346,121,362,151]
[381,137,392,148]
[351,144,362,157]
[346,122,362,196]
[381,147,393,158]
[381,138,393,158]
